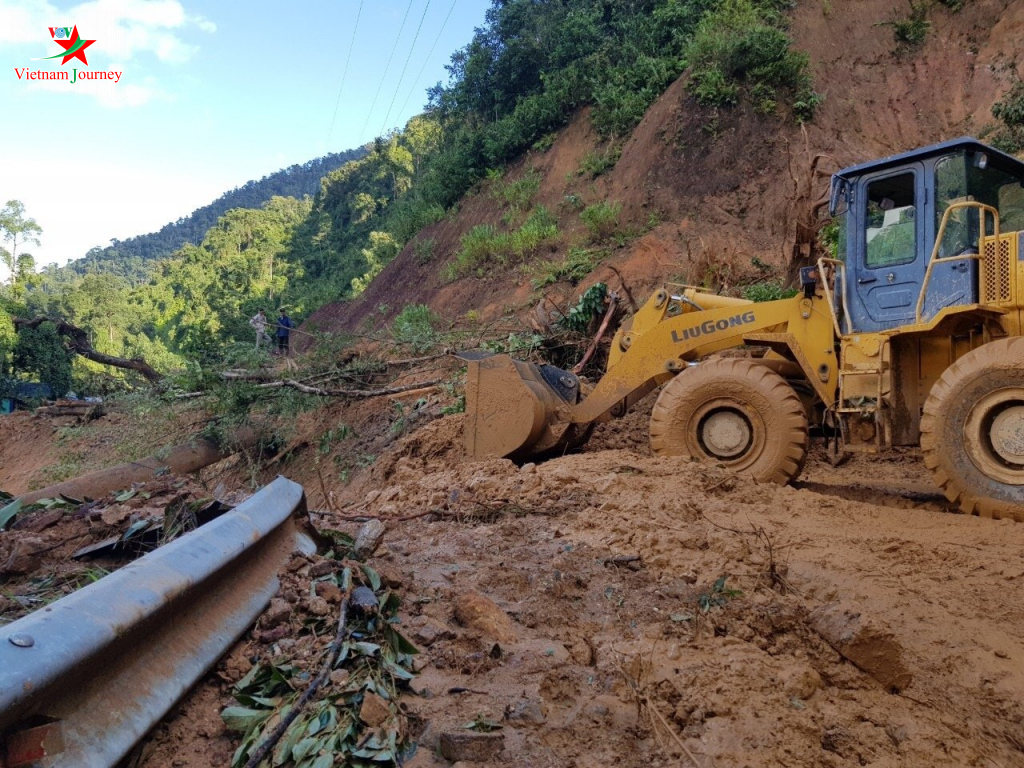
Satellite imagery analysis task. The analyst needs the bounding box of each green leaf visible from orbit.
[273,724,304,766]
[292,737,318,762]
[384,626,419,656]
[114,489,137,502]
[0,498,22,531]
[310,754,334,768]
[221,706,271,733]
[360,564,381,592]
[352,641,380,657]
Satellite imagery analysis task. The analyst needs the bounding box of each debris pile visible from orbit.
[0,478,231,626]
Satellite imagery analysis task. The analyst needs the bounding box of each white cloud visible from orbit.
[0,0,215,63]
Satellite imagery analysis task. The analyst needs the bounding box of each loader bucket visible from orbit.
[461,352,586,462]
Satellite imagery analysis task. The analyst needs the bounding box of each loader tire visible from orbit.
[649,358,809,485]
[920,338,1024,521]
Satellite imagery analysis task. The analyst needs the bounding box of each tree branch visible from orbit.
[13,316,162,383]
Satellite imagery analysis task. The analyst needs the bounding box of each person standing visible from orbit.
[250,308,271,350]
[276,308,294,356]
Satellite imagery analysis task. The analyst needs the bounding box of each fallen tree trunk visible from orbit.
[13,317,163,383]
[260,378,441,397]
[17,429,256,506]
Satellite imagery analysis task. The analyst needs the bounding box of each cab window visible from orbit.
[865,173,916,268]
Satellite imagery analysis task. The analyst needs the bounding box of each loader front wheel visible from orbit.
[920,338,1024,521]
[649,358,809,484]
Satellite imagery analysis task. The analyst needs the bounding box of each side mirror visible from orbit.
[829,177,849,217]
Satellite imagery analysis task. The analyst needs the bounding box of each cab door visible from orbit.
[848,165,925,332]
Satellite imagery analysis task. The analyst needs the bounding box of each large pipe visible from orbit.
[0,476,312,768]
[17,430,256,505]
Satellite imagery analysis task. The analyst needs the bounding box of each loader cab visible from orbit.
[829,138,1024,333]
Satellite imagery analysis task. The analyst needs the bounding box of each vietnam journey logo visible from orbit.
[12,26,122,85]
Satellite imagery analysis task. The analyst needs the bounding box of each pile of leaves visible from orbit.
[222,557,419,768]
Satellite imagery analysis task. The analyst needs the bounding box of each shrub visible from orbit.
[580,201,622,241]
[392,304,440,352]
[742,281,798,302]
[532,247,603,288]
[444,207,559,280]
[492,169,541,214]
[878,2,931,50]
[578,145,622,178]
[686,0,820,121]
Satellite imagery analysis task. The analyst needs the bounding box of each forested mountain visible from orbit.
[68,147,367,281]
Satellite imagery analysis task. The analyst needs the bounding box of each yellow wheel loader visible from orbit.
[463,138,1024,520]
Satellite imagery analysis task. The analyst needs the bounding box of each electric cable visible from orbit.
[359,0,418,139]
[395,0,457,119]
[326,0,365,150]
[378,0,433,134]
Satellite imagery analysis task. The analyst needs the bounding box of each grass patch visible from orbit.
[391,304,441,352]
[578,145,622,178]
[580,201,622,241]
[532,247,604,288]
[444,207,559,280]
[742,281,798,302]
[877,1,931,51]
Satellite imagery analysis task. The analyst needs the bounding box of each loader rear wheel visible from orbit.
[649,358,809,484]
[920,338,1024,521]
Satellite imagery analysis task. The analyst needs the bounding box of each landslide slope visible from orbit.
[303,0,1024,335]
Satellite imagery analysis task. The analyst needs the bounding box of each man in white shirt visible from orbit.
[249,308,271,350]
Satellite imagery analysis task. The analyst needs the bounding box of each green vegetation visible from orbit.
[391,304,441,352]
[686,0,820,121]
[532,247,604,288]
[580,201,623,241]
[877,1,931,51]
[561,282,609,333]
[742,281,798,302]
[578,145,622,178]
[443,207,559,280]
[990,80,1024,154]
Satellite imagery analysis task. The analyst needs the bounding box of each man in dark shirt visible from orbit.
[276,309,294,356]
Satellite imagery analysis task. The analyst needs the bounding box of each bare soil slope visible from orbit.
[302,0,1024,341]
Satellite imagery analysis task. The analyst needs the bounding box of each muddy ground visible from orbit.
[96,400,1022,768]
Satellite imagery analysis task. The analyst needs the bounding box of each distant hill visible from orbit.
[68,146,368,281]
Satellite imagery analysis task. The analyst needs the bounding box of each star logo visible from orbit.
[42,26,95,66]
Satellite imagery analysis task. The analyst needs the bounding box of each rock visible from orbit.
[309,560,335,578]
[315,582,343,604]
[2,536,48,574]
[359,691,391,727]
[354,519,387,560]
[257,625,290,644]
[330,669,350,688]
[454,592,517,643]
[809,602,912,691]
[20,509,64,533]
[263,598,292,628]
[439,730,505,762]
[307,596,331,616]
[821,725,856,756]
[414,618,456,647]
[100,504,132,526]
[350,586,380,616]
[504,698,545,725]
[781,664,823,700]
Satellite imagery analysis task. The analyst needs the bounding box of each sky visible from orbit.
[0,0,490,275]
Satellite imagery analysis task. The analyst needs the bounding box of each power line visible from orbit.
[395,0,457,120]
[359,0,417,140]
[325,0,365,151]
[378,0,432,134]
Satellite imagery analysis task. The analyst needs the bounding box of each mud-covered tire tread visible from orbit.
[920,337,1024,522]
[649,358,809,485]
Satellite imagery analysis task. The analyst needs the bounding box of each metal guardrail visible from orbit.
[0,476,312,768]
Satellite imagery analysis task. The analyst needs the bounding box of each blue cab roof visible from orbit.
[834,137,1024,181]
